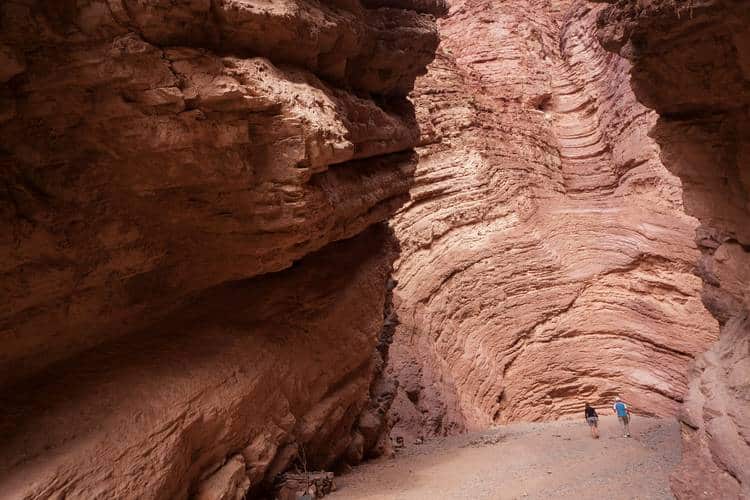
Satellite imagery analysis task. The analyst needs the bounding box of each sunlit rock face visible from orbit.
[596,1,750,497]
[387,0,718,441]
[0,1,441,497]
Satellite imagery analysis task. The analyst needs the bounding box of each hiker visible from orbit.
[613,396,631,437]
[584,403,599,439]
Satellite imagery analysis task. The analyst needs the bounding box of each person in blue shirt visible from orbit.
[613,396,631,437]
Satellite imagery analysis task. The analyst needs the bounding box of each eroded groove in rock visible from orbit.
[596,1,750,497]
[387,0,719,440]
[0,0,442,497]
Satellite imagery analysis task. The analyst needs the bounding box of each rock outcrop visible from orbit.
[596,1,750,497]
[387,0,719,440]
[0,1,440,497]
[2,0,743,497]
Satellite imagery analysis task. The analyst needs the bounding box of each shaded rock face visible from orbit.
[0,0,440,497]
[596,1,750,497]
[387,0,719,439]
[0,227,398,499]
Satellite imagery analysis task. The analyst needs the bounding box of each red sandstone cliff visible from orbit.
[387,0,719,441]
[596,1,750,497]
[1,0,745,497]
[0,1,441,497]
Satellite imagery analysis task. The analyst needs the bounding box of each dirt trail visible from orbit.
[329,416,680,500]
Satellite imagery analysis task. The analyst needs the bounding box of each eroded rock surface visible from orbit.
[0,0,440,497]
[2,0,744,497]
[1,227,400,499]
[596,1,750,497]
[387,0,719,440]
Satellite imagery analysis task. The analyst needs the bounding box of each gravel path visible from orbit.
[328,416,680,500]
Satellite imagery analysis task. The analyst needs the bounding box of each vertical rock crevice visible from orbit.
[387,0,718,441]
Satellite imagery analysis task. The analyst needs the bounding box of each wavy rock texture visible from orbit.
[387,0,719,440]
[0,0,440,497]
[596,1,750,497]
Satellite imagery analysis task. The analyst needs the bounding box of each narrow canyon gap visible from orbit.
[1,0,748,499]
[386,0,749,497]
[388,0,718,435]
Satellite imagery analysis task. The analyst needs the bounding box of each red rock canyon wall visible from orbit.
[0,1,441,497]
[597,1,750,497]
[387,0,720,441]
[1,0,743,497]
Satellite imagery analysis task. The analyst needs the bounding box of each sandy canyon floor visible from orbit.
[329,416,680,500]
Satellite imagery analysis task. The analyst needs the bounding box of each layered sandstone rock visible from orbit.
[0,227,399,499]
[387,0,719,440]
[596,1,750,497]
[0,0,440,497]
